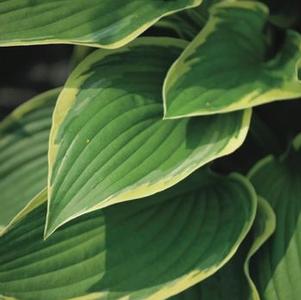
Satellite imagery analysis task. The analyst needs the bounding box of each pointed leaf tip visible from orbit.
[46,38,250,233]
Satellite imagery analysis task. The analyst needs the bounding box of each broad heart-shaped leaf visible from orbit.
[163,0,301,118]
[0,0,202,49]
[0,169,257,300]
[46,37,251,237]
[171,197,276,300]
[0,89,59,230]
[248,133,301,300]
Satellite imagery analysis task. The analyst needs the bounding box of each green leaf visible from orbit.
[163,1,301,118]
[154,4,207,41]
[0,89,58,230]
[248,133,301,300]
[70,46,95,70]
[245,197,276,300]
[0,169,257,300]
[153,0,224,42]
[171,196,276,300]
[46,37,251,237]
[0,0,202,49]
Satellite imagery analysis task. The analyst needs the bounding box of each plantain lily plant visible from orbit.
[0,0,300,299]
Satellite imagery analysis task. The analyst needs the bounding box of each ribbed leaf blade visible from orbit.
[0,170,256,300]
[46,37,251,237]
[154,4,207,40]
[249,134,301,300]
[0,89,58,229]
[171,197,276,300]
[0,0,202,48]
[163,1,301,118]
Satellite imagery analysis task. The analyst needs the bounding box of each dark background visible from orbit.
[0,45,73,120]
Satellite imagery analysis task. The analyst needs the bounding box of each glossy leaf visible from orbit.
[0,0,202,49]
[0,89,58,230]
[249,133,301,300]
[0,169,256,300]
[46,37,251,237]
[163,1,301,118]
[171,197,276,300]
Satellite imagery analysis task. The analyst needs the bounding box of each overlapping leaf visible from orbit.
[153,0,224,41]
[163,1,301,118]
[249,133,301,300]
[0,0,202,48]
[154,4,207,41]
[46,37,251,237]
[0,89,58,230]
[0,169,256,300]
[172,197,276,300]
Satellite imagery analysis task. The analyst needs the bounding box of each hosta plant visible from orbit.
[0,0,300,299]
